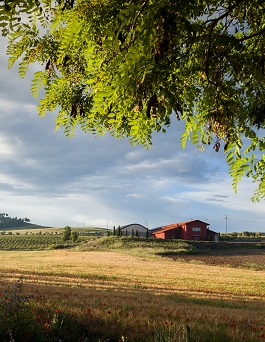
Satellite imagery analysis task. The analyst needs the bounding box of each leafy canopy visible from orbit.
[1,0,265,200]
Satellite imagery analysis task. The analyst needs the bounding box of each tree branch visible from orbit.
[241,27,265,41]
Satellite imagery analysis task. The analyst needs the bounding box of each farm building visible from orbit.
[150,220,219,241]
[120,223,148,237]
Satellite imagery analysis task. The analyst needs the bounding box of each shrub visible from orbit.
[71,230,78,243]
[0,280,42,341]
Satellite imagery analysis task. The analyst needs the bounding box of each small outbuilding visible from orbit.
[150,220,219,241]
[120,223,148,237]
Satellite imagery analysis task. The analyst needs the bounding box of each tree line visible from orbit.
[221,231,264,238]
[0,213,30,229]
[108,226,150,238]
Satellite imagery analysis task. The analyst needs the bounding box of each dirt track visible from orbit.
[167,248,265,269]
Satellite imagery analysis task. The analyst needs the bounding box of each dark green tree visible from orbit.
[113,226,116,236]
[71,230,78,243]
[62,226,71,242]
[117,225,121,237]
[2,0,265,200]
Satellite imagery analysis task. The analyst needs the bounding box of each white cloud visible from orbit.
[126,193,148,199]
[0,136,18,158]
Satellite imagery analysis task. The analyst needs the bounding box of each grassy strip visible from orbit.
[79,236,202,257]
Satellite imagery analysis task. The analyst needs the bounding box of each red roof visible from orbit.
[151,220,209,233]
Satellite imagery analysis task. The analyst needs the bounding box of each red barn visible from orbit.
[150,220,219,241]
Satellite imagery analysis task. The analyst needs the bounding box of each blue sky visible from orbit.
[0,37,265,233]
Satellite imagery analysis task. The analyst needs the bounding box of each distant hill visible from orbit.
[0,213,51,231]
[0,223,53,231]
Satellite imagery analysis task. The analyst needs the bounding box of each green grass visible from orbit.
[79,236,202,257]
[0,234,198,254]
[1,234,265,258]
[241,262,265,271]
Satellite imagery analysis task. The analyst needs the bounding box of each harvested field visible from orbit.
[0,249,264,341]
[166,248,265,269]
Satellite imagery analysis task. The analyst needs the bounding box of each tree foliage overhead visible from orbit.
[2,0,265,199]
[0,0,44,35]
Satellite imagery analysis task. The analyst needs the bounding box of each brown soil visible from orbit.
[167,248,265,269]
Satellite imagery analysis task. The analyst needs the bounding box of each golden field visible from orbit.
[0,248,264,341]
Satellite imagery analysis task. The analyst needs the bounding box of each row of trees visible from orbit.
[0,1,265,200]
[108,226,150,238]
[222,231,264,238]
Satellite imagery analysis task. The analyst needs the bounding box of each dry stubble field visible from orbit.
[0,249,265,341]
[167,248,265,268]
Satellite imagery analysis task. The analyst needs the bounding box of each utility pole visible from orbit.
[224,215,229,235]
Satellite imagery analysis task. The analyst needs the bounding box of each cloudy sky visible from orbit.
[0,37,265,233]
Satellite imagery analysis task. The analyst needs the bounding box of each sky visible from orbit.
[0,38,265,234]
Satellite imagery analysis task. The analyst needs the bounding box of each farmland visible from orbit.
[167,248,265,270]
[0,234,62,250]
[0,227,107,250]
[0,237,264,341]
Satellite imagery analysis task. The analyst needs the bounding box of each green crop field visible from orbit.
[0,226,108,251]
[0,235,63,250]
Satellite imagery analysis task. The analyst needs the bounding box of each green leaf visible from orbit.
[4,0,265,201]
